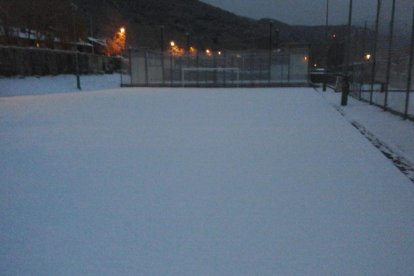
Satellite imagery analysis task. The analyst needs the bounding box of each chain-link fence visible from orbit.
[346,0,414,120]
[121,46,310,87]
[0,46,120,76]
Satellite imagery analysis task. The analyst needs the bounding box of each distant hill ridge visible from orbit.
[73,0,337,51]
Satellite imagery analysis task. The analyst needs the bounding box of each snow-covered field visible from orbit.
[1,86,414,275]
[0,74,121,97]
[322,88,414,165]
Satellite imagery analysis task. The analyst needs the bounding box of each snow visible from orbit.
[0,74,121,97]
[320,88,414,165]
[1,86,414,275]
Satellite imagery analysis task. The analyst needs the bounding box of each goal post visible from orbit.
[181,67,240,87]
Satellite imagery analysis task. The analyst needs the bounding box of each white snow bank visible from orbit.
[0,74,121,97]
[1,88,414,275]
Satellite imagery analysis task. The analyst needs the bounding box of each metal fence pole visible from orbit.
[160,26,165,86]
[75,52,81,90]
[384,0,396,111]
[341,0,353,106]
[128,48,132,86]
[231,55,235,86]
[370,0,381,105]
[170,54,173,87]
[196,52,200,87]
[268,21,273,85]
[287,49,291,84]
[359,21,367,100]
[145,51,149,86]
[404,7,414,120]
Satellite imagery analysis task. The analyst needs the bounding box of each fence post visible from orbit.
[170,54,173,87]
[341,0,353,106]
[129,48,132,86]
[268,21,273,86]
[145,51,149,86]
[160,26,165,86]
[287,48,291,84]
[370,0,381,105]
[359,21,367,100]
[75,51,81,90]
[404,7,414,120]
[384,0,396,111]
[196,52,200,87]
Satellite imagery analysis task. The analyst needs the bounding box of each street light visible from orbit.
[170,41,175,47]
[120,27,125,34]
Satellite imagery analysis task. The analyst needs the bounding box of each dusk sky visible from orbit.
[201,0,413,30]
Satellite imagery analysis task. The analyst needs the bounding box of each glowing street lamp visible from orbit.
[170,41,175,47]
[365,53,372,61]
[217,51,222,56]
[120,27,125,34]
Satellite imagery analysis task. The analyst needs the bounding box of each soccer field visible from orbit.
[1,87,414,275]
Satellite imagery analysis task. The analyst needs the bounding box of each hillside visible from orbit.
[73,0,303,50]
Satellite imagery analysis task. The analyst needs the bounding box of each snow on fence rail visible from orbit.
[0,46,120,76]
[121,47,310,87]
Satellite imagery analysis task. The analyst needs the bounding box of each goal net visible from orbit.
[181,67,240,87]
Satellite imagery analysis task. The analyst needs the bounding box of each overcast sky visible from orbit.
[201,0,413,30]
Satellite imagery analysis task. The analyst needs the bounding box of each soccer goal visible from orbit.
[181,67,240,87]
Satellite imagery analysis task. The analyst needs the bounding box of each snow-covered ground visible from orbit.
[1,86,414,275]
[0,74,121,97]
[321,88,414,166]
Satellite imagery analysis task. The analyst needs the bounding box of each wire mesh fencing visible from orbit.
[120,47,310,87]
[347,0,414,120]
